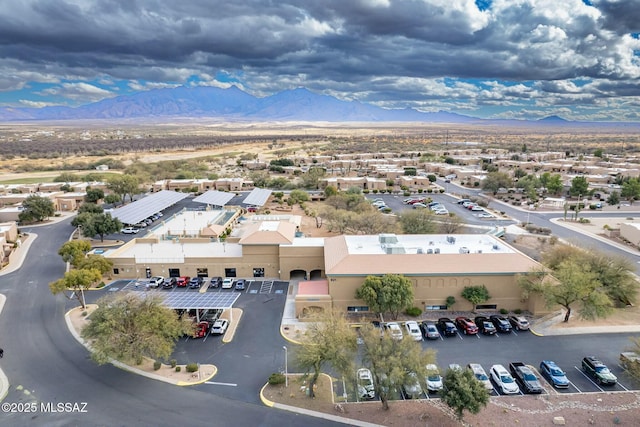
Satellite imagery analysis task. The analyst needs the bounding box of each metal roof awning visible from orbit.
[110,190,189,225]
[193,190,235,207]
[242,188,272,206]
[133,290,240,310]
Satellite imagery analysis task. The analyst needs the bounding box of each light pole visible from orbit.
[283,346,288,388]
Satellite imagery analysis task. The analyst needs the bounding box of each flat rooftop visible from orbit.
[344,234,514,255]
[151,209,229,237]
[110,240,243,263]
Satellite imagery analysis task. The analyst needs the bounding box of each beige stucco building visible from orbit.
[104,211,549,316]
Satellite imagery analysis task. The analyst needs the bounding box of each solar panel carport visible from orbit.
[110,190,189,225]
[242,188,272,207]
[193,190,235,207]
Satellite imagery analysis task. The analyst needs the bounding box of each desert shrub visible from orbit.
[578,218,590,224]
[175,366,181,372]
[514,308,522,315]
[499,308,508,315]
[170,359,177,368]
[268,372,286,385]
[186,363,199,373]
[417,189,423,193]
[153,361,162,371]
[405,307,422,317]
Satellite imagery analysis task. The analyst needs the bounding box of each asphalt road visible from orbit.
[0,218,346,427]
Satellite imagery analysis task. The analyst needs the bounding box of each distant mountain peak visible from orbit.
[539,115,567,122]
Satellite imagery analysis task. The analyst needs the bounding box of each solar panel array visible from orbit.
[242,188,272,206]
[133,290,240,310]
[110,190,189,225]
[193,190,235,207]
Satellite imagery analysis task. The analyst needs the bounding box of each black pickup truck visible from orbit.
[509,362,543,394]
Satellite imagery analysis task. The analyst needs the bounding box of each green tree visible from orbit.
[399,210,437,234]
[78,202,104,214]
[58,240,92,267]
[608,190,620,205]
[81,293,192,365]
[104,193,121,204]
[621,178,640,201]
[481,172,512,194]
[300,167,326,189]
[54,172,79,182]
[513,168,527,179]
[296,310,357,398]
[543,173,563,195]
[461,285,491,312]
[586,253,639,307]
[249,171,270,188]
[74,213,122,242]
[440,367,490,421]
[324,185,338,198]
[18,195,55,223]
[107,175,140,204]
[288,189,310,204]
[77,254,114,276]
[569,176,589,197]
[438,214,463,234]
[355,274,414,320]
[49,268,102,309]
[85,188,105,203]
[593,148,604,158]
[359,324,435,410]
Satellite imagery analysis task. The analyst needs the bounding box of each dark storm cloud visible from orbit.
[0,0,638,119]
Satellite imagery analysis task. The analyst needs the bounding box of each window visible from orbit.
[168,268,180,278]
[347,306,369,312]
[475,304,497,310]
[253,268,264,277]
[425,305,447,310]
[225,268,237,278]
[196,268,208,278]
[113,268,119,275]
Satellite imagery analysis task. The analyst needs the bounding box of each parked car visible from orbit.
[385,322,404,340]
[235,279,246,291]
[401,372,423,399]
[490,315,512,333]
[509,362,543,394]
[420,321,440,340]
[425,364,443,392]
[470,205,484,212]
[221,278,234,289]
[455,317,478,335]
[210,319,229,335]
[209,276,223,288]
[121,227,139,234]
[162,277,177,289]
[176,276,190,287]
[457,198,471,205]
[192,321,209,338]
[357,368,376,400]
[448,363,462,372]
[539,360,569,389]
[148,276,164,288]
[434,209,449,215]
[582,356,617,385]
[490,364,520,395]
[437,317,457,336]
[509,315,530,331]
[404,321,423,341]
[474,316,497,335]
[189,277,203,289]
[412,203,427,209]
[134,222,148,228]
[467,363,493,391]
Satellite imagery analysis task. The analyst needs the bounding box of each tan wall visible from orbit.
[279,245,325,280]
[621,223,640,247]
[295,295,332,318]
[328,273,553,315]
[0,222,18,241]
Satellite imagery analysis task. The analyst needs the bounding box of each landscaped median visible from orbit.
[65,305,217,386]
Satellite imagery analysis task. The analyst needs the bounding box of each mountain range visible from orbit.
[0,86,636,126]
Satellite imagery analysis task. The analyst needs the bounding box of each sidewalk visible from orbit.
[530,310,640,336]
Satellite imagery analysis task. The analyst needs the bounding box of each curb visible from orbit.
[529,328,544,337]
[280,325,303,345]
[259,383,275,407]
[222,308,243,344]
[64,305,218,387]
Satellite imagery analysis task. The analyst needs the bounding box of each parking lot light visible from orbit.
[283,346,288,388]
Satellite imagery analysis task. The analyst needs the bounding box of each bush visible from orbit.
[186,363,199,373]
[153,361,162,371]
[513,308,523,315]
[268,372,286,385]
[439,189,445,193]
[405,306,422,317]
[499,308,508,315]
[417,189,423,193]
[175,366,181,372]
[170,359,177,368]
[372,189,378,194]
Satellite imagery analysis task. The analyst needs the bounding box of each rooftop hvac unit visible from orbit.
[493,244,499,250]
[459,247,470,254]
[417,248,424,254]
[378,233,399,244]
[427,248,433,254]
[434,248,440,254]
[477,250,482,253]
[384,244,406,254]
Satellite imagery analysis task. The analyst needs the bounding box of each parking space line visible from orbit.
[457,332,463,340]
[573,366,604,392]
[617,381,630,391]
[511,330,518,336]
[568,381,582,393]
[475,334,480,339]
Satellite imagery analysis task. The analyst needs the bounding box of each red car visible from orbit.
[176,276,190,287]
[455,317,479,335]
[192,321,209,338]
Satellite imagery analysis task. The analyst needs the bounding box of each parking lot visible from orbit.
[339,318,640,403]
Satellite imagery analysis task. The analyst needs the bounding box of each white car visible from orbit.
[413,203,427,209]
[490,364,520,394]
[221,278,234,289]
[404,321,423,341]
[468,363,493,391]
[120,227,139,234]
[148,276,165,288]
[210,319,229,335]
[357,368,376,400]
[434,209,449,215]
[385,322,403,340]
[425,364,443,392]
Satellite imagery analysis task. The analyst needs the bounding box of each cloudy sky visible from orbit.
[0,0,639,121]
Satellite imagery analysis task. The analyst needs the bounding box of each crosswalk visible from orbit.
[260,280,273,293]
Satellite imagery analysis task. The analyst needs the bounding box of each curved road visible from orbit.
[0,218,345,426]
